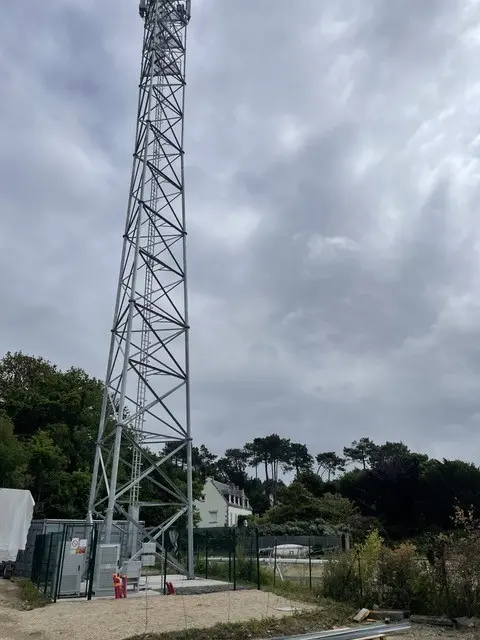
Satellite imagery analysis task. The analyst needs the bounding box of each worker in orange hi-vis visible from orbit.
[112,572,122,599]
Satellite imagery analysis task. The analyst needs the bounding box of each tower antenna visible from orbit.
[87,0,194,578]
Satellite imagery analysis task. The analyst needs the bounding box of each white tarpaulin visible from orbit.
[0,489,35,562]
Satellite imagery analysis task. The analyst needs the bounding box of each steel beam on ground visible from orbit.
[273,622,411,640]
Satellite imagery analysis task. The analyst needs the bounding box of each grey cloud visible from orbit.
[1,0,480,467]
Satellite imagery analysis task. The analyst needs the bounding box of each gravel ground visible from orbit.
[401,625,479,639]
[0,587,313,640]
[2,581,479,640]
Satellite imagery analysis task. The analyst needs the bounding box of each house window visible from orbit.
[208,510,218,524]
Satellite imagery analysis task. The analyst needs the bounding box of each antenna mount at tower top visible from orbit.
[139,0,191,22]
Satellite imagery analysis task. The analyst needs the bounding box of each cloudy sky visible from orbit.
[2,0,480,463]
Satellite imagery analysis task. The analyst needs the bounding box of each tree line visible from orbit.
[1,351,479,540]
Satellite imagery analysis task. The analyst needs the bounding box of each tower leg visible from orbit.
[128,504,140,559]
[186,438,194,578]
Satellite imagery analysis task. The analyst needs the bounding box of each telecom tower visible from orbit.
[87,0,194,578]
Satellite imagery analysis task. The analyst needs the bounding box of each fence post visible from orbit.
[204,529,208,580]
[249,534,253,582]
[87,525,98,601]
[30,536,39,584]
[163,543,168,595]
[255,528,261,590]
[273,537,277,589]
[54,524,68,601]
[44,534,54,595]
[308,536,312,592]
[232,527,237,591]
[34,536,45,589]
[53,524,67,602]
[228,529,232,583]
[357,549,363,604]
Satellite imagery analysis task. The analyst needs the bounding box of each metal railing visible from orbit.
[275,622,411,639]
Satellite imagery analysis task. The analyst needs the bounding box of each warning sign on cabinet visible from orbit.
[70,538,87,555]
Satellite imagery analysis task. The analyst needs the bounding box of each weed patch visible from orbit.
[14,579,50,609]
[126,599,354,640]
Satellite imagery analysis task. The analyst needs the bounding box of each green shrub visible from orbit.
[322,530,436,612]
[426,508,480,617]
[321,523,480,617]
[322,549,363,604]
[378,542,426,610]
[322,530,382,606]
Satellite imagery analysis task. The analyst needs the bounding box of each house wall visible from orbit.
[226,504,252,527]
[194,479,227,528]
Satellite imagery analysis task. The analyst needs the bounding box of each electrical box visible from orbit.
[58,542,85,596]
[142,542,156,554]
[142,554,155,567]
[141,541,156,567]
[92,544,120,595]
[119,559,142,590]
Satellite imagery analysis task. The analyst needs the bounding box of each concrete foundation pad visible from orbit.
[139,573,233,595]
[60,573,235,601]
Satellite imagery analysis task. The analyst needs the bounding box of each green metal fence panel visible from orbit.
[176,526,261,589]
[178,527,346,593]
[29,523,344,601]
[30,531,63,600]
[30,523,104,601]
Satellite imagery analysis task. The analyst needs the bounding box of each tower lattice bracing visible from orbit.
[87,0,194,577]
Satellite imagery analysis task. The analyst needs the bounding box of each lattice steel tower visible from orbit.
[87,0,194,577]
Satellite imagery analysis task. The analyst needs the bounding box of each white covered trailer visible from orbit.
[0,488,35,562]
